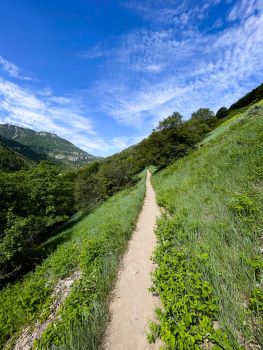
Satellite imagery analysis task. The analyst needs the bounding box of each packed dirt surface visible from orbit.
[13,271,81,350]
[103,170,161,350]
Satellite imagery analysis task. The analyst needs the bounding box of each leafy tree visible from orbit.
[191,108,215,122]
[156,112,183,131]
[75,172,107,210]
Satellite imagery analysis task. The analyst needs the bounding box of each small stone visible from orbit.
[213,321,220,330]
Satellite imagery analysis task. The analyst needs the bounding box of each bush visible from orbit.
[216,107,228,119]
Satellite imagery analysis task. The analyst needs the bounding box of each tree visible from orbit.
[0,162,75,282]
[216,107,228,119]
[156,112,183,131]
[191,108,215,122]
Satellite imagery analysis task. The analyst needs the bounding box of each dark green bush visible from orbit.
[216,107,228,119]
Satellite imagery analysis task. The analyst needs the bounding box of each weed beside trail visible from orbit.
[151,105,263,349]
[0,172,146,350]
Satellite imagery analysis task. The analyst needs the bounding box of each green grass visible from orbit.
[151,105,263,349]
[200,99,263,146]
[0,172,146,350]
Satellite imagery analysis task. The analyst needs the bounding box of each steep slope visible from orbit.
[150,102,263,349]
[0,124,97,168]
[0,138,28,171]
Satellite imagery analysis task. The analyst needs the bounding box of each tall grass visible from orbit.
[151,105,263,348]
[0,172,146,349]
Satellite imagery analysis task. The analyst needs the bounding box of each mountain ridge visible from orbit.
[0,123,98,168]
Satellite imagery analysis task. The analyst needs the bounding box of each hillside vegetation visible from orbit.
[0,172,145,349]
[0,84,262,349]
[0,163,75,283]
[150,102,263,349]
[0,103,222,284]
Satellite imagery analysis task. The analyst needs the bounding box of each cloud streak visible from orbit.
[0,56,34,81]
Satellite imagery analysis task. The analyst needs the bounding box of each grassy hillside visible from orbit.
[150,103,263,349]
[0,172,146,350]
[0,124,97,168]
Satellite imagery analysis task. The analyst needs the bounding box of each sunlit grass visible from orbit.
[200,99,263,146]
[152,105,263,348]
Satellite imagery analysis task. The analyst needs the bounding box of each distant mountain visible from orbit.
[0,124,98,168]
[0,137,29,171]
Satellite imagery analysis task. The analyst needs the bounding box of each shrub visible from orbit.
[216,107,228,119]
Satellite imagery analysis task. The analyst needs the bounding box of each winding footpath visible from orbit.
[103,170,161,350]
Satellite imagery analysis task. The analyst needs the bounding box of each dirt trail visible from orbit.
[103,170,161,350]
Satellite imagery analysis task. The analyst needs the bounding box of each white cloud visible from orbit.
[0,56,34,81]
[227,0,262,22]
[111,135,145,149]
[144,64,165,73]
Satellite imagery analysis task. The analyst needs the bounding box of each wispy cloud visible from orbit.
[227,0,262,22]
[0,76,108,153]
[0,56,35,81]
[0,72,145,156]
[1,0,263,157]
[122,0,222,27]
[111,135,145,150]
[84,0,263,133]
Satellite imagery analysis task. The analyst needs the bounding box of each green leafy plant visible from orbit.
[229,192,257,218]
[249,288,263,315]
[149,216,238,349]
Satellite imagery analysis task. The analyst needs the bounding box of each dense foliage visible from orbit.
[0,140,28,171]
[151,103,263,349]
[0,162,74,283]
[216,106,228,119]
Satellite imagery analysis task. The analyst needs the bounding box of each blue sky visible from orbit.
[0,0,262,156]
